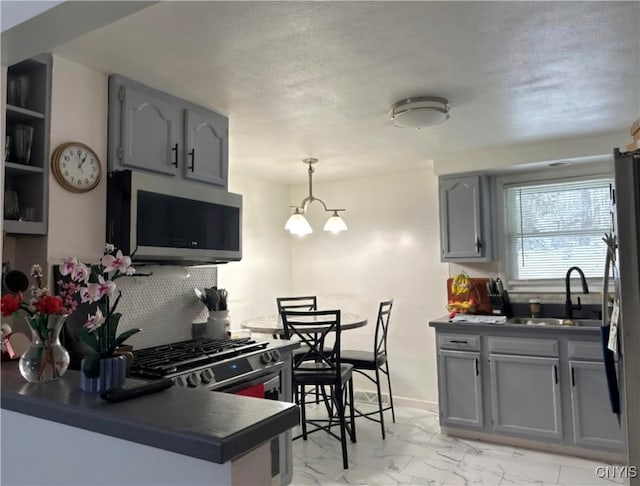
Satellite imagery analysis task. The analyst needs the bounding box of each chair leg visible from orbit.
[300,385,308,440]
[375,367,386,439]
[334,384,349,469]
[348,379,356,443]
[384,363,396,423]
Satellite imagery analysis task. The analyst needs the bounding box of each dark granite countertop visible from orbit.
[429,315,601,333]
[1,361,299,465]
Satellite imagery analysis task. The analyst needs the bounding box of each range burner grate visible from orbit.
[129,337,268,378]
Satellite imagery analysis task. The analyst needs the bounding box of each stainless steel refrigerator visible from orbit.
[606,148,640,484]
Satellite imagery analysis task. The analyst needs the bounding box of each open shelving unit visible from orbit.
[4,54,51,235]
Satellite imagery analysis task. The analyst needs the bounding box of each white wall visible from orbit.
[433,131,627,175]
[289,167,449,409]
[217,169,292,329]
[48,55,107,262]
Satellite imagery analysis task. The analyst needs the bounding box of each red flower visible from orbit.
[34,295,63,315]
[1,292,23,317]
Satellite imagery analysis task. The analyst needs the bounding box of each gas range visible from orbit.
[129,337,283,392]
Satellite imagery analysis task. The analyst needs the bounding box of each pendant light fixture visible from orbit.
[285,158,348,236]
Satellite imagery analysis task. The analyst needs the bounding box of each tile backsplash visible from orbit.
[63,265,217,358]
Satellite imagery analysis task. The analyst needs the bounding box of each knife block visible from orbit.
[489,292,513,317]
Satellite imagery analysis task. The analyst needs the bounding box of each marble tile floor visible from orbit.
[291,403,623,486]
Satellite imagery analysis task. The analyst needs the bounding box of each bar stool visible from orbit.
[281,309,356,469]
[340,299,395,439]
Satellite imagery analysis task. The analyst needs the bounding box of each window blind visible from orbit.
[505,177,610,281]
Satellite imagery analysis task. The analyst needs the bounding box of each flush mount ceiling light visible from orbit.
[285,158,348,236]
[390,96,451,129]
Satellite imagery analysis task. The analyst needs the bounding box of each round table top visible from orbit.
[241,312,367,334]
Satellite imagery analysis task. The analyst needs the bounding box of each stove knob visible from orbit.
[186,372,200,387]
[270,349,281,362]
[260,351,272,364]
[174,376,186,387]
[200,369,213,384]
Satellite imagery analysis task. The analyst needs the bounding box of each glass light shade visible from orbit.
[323,213,348,233]
[285,212,312,235]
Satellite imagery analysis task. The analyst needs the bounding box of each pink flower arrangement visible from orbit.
[60,244,149,378]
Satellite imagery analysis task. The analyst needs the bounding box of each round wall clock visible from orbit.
[51,142,102,193]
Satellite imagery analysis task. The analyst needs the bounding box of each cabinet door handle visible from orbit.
[450,340,468,344]
[475,358,479,376]
[475,238,483,253]
[189,148,195,172]
[171,143,178,167]
[553,364,558,384]
[571,367,575,387]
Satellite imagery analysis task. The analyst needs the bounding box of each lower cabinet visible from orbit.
[489,354,563,440]
[569,360,625,450]
[439,350,483,428]
[431,325,625,456]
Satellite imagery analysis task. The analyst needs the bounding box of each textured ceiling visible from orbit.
[52,1,640,184]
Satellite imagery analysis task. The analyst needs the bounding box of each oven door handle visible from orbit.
[212,362,283,393]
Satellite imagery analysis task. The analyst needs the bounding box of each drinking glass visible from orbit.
[16,75,29,108]
[13,125,33,165]
[4,188,19,220]
[7,78,18,106]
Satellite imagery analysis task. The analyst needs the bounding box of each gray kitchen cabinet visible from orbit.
[183,107,227,186]
[108,75,228,188]
[490,354,563,440]
[114,78,180,176]
[569,360,625,450]
[439,173,493,261]
[4,54,51,235]
[430,320,625,457]
[438,349,483,428]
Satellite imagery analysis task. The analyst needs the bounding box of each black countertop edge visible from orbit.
[428,316,601,333]
[1,366,300,464]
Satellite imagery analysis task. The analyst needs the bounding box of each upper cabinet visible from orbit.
[4,54,52,235]
[439,173,493,262]
[183,107,227,186]
[108,75,228,189]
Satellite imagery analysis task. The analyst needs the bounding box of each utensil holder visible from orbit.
[206,310,230,339]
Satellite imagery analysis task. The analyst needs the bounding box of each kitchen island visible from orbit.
[429,316,625,462]
[1,362,299,485]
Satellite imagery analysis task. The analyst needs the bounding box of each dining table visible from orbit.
[241,312,367,336]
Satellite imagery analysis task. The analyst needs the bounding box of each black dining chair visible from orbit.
[281,309,356,469]
[276,296,323,403]
[340,299,395,439]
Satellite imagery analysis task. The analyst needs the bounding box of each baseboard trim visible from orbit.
[353,389,439,414]
[442,427,625,463]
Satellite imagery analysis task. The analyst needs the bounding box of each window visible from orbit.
[504,176,610,283]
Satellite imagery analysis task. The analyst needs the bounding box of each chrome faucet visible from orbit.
[565,266,589,319]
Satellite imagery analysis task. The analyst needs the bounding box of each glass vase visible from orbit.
[19,315,70,382]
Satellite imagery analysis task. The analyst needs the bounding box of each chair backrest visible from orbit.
[374,299,394,357]
[281,309,342,376]
[276,296,317,315]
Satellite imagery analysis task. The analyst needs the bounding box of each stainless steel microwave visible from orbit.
[107,171,242,264]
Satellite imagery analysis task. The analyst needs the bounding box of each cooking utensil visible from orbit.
[194,288,212,310]
[218,288,228,311]
[495,278,505,296]
[205,287,220,311]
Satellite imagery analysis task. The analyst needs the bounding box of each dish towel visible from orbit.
[600,326,621,420]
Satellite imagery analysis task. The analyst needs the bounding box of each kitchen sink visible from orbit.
[507,317,602,327]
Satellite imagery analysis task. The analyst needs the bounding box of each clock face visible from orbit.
[52,143,102,193]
